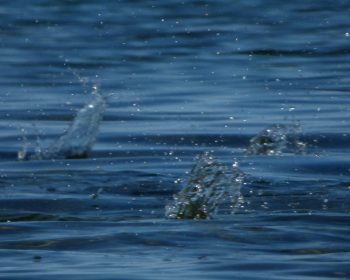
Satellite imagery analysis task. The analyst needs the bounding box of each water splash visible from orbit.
[246,124,306,156]
[17,125,43,161]
[165,153,244,219]
[18,89,107,160]
[17,131,29,161]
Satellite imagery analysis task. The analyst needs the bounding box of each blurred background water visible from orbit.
[1,0,350,279]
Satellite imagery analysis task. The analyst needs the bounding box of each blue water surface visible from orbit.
[1,1,350,279]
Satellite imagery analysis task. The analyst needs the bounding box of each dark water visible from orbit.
[1,1,350,279]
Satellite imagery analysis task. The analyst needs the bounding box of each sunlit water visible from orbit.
[1,1,350,279]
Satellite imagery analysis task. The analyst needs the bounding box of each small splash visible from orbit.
[246,124,306,156]
[17,129,29,161]
[165,153,244,220]
[18,89,107,160]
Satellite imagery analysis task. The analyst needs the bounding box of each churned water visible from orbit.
[1,1,350,279]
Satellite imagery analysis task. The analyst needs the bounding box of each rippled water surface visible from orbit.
[1,1,350,279]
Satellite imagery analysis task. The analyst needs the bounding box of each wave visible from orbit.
[238,47,350,57]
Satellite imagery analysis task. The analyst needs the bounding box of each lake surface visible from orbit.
[1,1,350,279]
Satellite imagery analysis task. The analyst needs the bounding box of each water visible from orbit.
[1,1,350,279]
[245,123,307,155]
[165,153,244,219]
[18,89,107,160]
